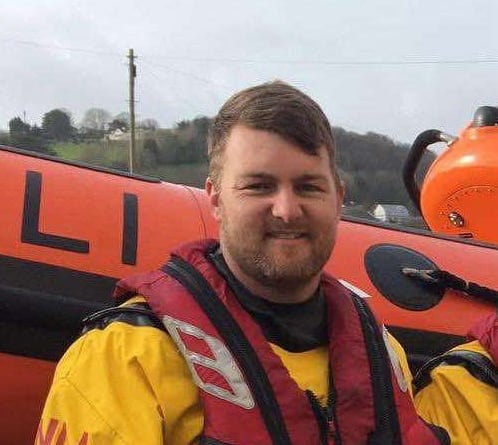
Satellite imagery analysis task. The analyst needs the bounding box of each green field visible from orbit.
[53,141,207,187]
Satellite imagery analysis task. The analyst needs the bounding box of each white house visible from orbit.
[371,204,410,224]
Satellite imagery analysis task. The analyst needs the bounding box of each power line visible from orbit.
[2,36,498,66]
[140,55,498,67]
[0,37,122,57]
[137,64,203,115]
[141,59,231,89]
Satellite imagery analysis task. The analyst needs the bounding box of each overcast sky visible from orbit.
[1,0,497,143]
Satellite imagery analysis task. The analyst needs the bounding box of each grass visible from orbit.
[52,141,207,187]
[143,163,208,188]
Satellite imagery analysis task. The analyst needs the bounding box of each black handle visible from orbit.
[402,129,454,213]
[472,106,498,127]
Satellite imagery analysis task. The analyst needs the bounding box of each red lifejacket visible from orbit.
[115,239,448,445]
[468,312,498,364]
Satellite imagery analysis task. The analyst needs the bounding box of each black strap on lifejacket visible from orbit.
[351,295,402,445]
[81,302,165,334]
[413,349,498,393]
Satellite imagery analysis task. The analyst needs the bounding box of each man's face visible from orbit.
[206,125,344,296]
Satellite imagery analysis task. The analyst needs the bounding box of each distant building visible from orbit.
[342,203,378,221]
[370,204,410,224]
[108,128,128,141]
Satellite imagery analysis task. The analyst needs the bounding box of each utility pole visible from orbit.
[128,48,136,173]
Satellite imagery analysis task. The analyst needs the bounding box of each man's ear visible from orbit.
[205,177,222,221]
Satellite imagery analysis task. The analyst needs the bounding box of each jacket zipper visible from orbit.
[327,373,341,445]
[305,370,341,445]
[163,257,292,445]
[306,390,329,444]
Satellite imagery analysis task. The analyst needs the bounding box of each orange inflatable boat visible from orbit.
[2,107,498,444]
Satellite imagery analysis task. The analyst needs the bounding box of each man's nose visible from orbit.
[271,188,303,223]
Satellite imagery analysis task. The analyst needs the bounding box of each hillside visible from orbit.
[7,116,435,217]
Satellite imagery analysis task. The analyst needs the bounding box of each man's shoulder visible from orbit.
[81,296,165,334]
[54,297,174,381]
[42,298,198,445]
[414,340,498,395]
[452,339,494,361]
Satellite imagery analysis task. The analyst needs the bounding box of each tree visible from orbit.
[141,138,159,168]
[42,109,74,141]
[8,117,48,153]
[108,118,128,133]
[9,117,31,135]
[138,118,159,131]
[0,131,9,145]
[80,108,111,131]
[175,120,189,131]
[115,111,130,123]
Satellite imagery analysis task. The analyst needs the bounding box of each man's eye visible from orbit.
[297,183,322,193]
[245,183,273,192]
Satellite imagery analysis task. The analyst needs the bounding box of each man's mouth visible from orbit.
[267,231,306,239]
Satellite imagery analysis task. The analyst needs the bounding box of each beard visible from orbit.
[220,216,334,289]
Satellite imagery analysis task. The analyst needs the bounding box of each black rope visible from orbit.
[402,268,498,305]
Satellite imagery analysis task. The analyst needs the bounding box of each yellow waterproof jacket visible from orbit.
[414,313,498,445]
[36,296,412,445]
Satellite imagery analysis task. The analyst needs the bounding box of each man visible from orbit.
[37,81,448,444]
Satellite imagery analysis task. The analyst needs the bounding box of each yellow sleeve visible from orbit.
[414,341,498,445]
[36,318,203,445]
[37,323,166,445]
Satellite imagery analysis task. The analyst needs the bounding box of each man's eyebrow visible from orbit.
[237,173,329,182]
[239,173,275,180]
[295,174,329,182]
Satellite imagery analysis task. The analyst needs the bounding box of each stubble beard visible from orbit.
[220,218,334,290]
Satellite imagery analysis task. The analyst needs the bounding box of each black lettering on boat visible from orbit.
[122,193,138,265]
[21,171,90,253]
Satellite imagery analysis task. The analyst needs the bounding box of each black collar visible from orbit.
[208,248,328,352]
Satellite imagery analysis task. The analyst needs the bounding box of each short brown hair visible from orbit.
[207,80,338,187]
